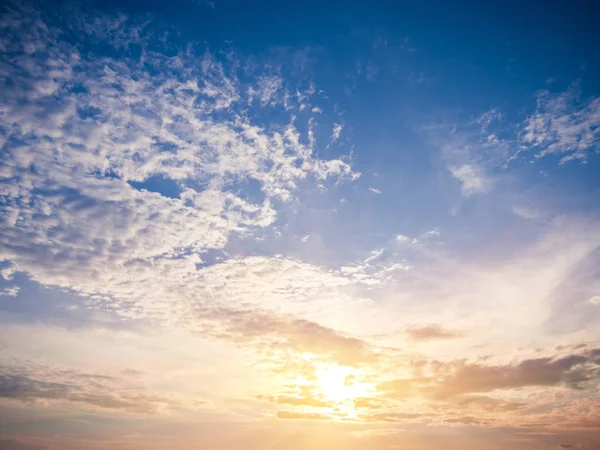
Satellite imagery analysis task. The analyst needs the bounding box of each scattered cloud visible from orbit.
[0,2,358,321]
[520,83,600,163]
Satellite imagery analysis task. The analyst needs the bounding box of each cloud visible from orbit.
[260,393,330,408]
[368,187,383,194]
[248,75,284,106]
[0,2,358,321]
[363,248,384,264]
[427,82,600,197]
[513,205,541,220]
[331,123,343,141]
[449,164,490,196]
[431,84,600,172]
[0,286,19,297]
[377,348,600,401]
[520,83,600,163]
[424,117,507,198]
[405,324,464,341]
[432,353,595,398]
[193,306,380,367]
[276,410,330,420]
[0,363,203,414]
[185,255,380,320]
[1,2,600,445]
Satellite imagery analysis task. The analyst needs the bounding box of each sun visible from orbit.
[314,364,374,404]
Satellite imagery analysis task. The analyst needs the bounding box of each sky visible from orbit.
[0,0,599,449]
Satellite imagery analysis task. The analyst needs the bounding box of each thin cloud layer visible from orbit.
[405,324,464,341]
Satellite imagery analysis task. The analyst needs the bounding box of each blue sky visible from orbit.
[1,1,600,449]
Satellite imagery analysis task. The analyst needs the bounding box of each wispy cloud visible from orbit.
[331,123,343,141]
[448,164,491,196]
[0,361,205,414]
[520,83,600,163]
[405,324,464,341]
[0,286,19,297]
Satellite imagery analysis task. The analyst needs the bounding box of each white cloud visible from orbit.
[0,4,358,318]
[248,75,284,106]
[331,123,343,141]
[424,116,507,198]
[369,187,383,194]
[0,286,19,297]
[520,83,600,163]
[449,164,490,196]
[364,248,384,264]
[513,205,540,220]
[0,263,17,281]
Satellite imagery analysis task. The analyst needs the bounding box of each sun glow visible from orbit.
[314,364,375,404]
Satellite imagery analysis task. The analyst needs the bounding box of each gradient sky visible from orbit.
[1,0,600,449]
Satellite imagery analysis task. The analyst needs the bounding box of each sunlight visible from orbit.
[314,364,375,404]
